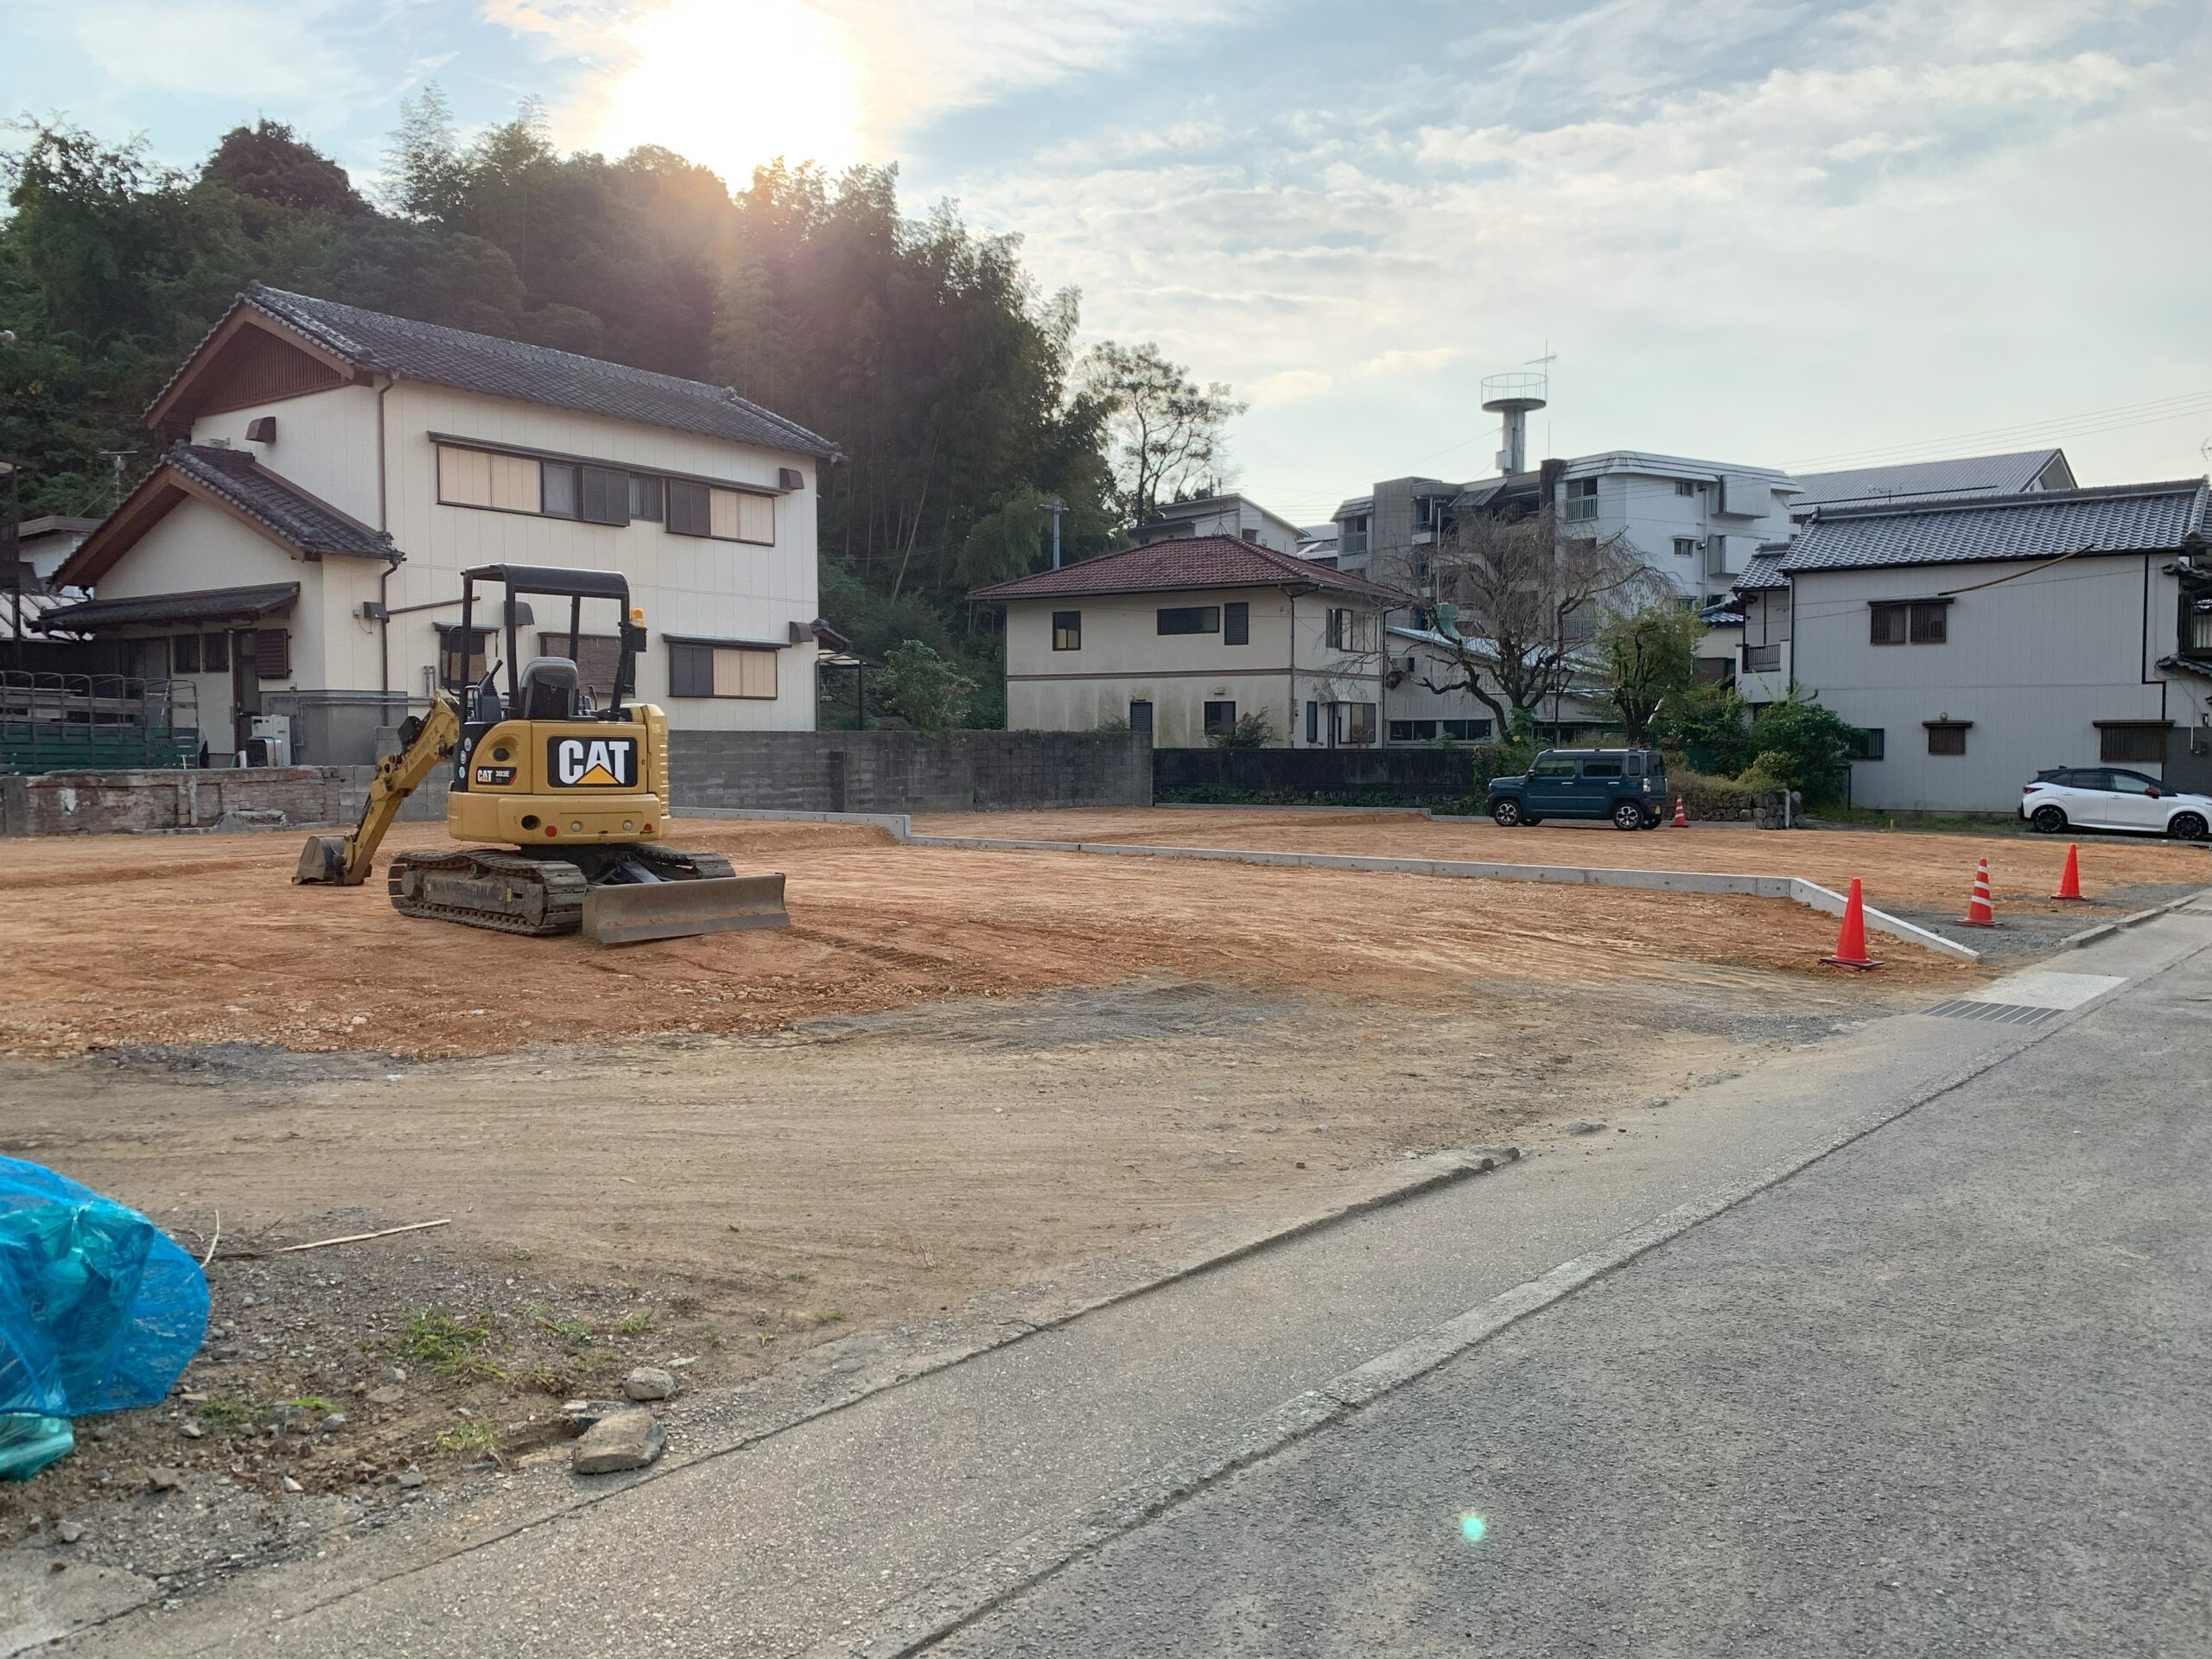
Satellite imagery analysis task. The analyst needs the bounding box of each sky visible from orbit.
[16,0,2212,527]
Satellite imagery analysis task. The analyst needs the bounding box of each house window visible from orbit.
[2182,594,2212,655]
[668,641,778,699]
[1158,606,1221,635]
[1925,721,1969,756]
[436,445,543,513]
[254,628,290,680]
[538,632,624,701]
[577,466,630,526]
[1325,607,1375,652]
[1693,656,1733,684]
[2098,722,2168,765]
[1673,537,1698,559]
[437,625,493,689]
[1675,479,1700,498]
[666,480,775,543]
[1441,718,1493,741]
[1850,728,1885,760]
[124,637,170,680]
[173,633,201,673]
[539,463,580,519]
[1052,611,1083,652]
[1742,643,1781,672]
[1388,719,1438,742]
[1224,601,1249,646]
[1343,702,1377,746]
[1564,477,1599,522]
[628,474,664,522]
[1339,514,1370,558]
[1306,700,1319,744]
[1128,699,1153,735]
[1204,699,1237,739]
[202,631,229,672]
[1872,601,1949,645]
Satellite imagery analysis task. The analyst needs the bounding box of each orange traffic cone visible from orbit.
[1821,878,1884,969]
[1959,857,1998,927]
[2051,842,2087,902]
[1671,795,1688,828]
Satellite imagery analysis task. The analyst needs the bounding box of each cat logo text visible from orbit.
[548,735,639,788]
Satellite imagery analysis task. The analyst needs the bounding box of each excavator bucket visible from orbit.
[295,834,357,886]
[582,872,790,945]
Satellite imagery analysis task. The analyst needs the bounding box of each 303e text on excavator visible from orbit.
[296,563,789,944]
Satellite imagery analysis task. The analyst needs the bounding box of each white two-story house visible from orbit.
[974,537,1411,748]
[48,284,838,765]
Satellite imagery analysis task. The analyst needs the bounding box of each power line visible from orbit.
[1787,389,2212,470]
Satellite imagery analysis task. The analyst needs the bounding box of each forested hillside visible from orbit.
[0,97,1221,723]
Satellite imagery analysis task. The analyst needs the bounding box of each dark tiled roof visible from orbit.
[1782,481,2209,575]
[162,285,838,459]
[171,444,395,559]
[971,536,1414,602]
[1792,449,2069,508]
[1699,607,1745,626]
[1736,550,1790,591]
[41,582,300,632]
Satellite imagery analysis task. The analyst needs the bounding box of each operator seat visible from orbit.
[518,657,582,721]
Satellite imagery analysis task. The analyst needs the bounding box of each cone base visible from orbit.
[1957,917,1999,928]
[2050,895,2090,903]
[1820,955,1885,970]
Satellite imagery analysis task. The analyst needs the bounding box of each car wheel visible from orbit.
[1641,813,1662,830]
[1491,799,1523,827]
[2171,811,2209,842]
[2030,804,2068,834]
[1611,801,1644,831]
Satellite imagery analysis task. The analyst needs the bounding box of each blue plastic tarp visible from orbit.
[0,1157,209,1451]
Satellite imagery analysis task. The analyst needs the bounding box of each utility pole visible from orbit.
[1046,499,1066,570]
[98,449,137,510]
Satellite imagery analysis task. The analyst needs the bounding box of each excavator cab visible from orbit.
[296,564,788,944]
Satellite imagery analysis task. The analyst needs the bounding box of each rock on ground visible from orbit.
[571,1409,664,1476]
[622,1367,677,1402]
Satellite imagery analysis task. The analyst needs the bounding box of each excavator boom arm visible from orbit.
[294,692,461,886]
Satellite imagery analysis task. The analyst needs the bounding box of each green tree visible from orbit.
[875,640,974,735]
[1746,693,1863,806]
[203,121,366,219]
[1660,682,1758,776]
[1597,601,1704,745]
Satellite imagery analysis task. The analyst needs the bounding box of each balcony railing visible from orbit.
[1741,644,1783,673]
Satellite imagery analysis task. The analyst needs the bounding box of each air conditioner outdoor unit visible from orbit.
[1385,670,1407,689]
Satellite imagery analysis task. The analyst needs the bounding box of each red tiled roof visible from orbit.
[971,536,1412,602]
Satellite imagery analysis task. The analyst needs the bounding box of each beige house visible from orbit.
[49,284,838,764]
[974,537,1410,748]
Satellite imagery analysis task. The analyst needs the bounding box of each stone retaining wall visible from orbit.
[669,730,1151,815]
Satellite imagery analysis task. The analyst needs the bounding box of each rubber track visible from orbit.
[388,848,590,937]
[636,846,737,881]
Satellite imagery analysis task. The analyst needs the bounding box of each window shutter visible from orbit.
[668,641,712,695]
[488,454,540,512]
[734,493,774,543]
[254,628,290,680]
[1224,601,1249,646]
[666,480,711,537]
[578,467,631,526]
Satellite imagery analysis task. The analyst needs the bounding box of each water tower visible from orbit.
[1481,371,1548,474]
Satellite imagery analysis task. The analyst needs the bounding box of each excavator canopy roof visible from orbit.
[461,564,632,605]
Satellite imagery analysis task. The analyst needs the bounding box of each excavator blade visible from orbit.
[582,872,789,945]
[295,834,356,886]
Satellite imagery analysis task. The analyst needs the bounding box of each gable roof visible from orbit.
[149,284,838,460]
[1792,449,2070,510]
[1781,480,2209,576]
[56,443,396,588]
[971,535,1414,603]
[1735,550,1790,592]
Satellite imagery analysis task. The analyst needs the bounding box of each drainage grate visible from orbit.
[1923,999,2058,1027]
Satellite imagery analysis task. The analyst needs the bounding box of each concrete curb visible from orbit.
[906,834,1981,962]
[804,938,2208,1659]
[2058,888,2211,950]
[675,805,914,842]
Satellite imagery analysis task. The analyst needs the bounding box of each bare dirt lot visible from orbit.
[0,815,1980,1061]
[0,807,2094,1592]
[912,807,2211,918]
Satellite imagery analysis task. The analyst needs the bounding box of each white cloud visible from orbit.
[64,0,375,129]
[1249,368,1333,406]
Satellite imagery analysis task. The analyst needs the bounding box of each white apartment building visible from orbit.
[1128,494,1304,556]
[47,284,837,764]
[974,536,1408,748]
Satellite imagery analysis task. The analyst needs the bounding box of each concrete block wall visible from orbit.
[670,731,1152,814]
[0,765,450,836]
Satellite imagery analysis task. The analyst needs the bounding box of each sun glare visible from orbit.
[594,0,864,183]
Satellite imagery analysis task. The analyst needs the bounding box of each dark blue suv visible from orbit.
[1487,748,1669,830]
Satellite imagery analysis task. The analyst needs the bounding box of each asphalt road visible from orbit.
[931,924,2212,1657]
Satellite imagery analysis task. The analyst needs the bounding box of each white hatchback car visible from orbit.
[2021,767,2212,840]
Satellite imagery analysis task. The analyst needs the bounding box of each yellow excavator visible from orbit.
[296,563,788,944]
